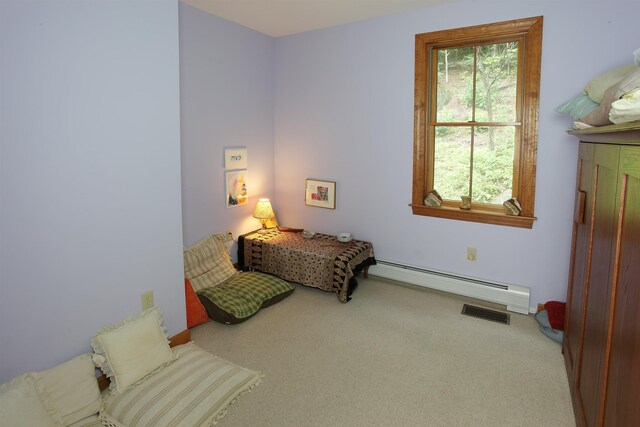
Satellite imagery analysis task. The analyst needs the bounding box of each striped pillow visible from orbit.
[184,233,238,292]
[100,342,261,427]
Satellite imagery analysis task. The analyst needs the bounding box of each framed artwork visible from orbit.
[305,179,336,209]
[224,148,248,170]
[226,170,248,208]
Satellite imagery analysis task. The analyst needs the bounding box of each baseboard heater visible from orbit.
[368,260,531,314]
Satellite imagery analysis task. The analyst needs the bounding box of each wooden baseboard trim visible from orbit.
[97,371,110,391]
[169,329,191,347]
[97,329,191,391]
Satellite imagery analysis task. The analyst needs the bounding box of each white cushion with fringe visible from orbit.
[91,307,176,395]
[100,342,262,427]
[37,354,102,426]
[0,372,64,426]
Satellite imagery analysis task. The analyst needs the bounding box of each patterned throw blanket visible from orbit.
[241,230,375,302]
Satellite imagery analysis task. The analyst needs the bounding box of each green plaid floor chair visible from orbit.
[183,233,295,324]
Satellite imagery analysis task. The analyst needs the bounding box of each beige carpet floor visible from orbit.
[190,276,575,427]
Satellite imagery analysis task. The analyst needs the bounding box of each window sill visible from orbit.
[410,204,536,229]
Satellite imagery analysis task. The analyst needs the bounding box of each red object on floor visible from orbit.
[544,301,566,331]
[185,278,209,328]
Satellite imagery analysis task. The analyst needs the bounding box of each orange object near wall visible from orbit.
[185,278,209,328]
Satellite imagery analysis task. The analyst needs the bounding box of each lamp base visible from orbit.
[257,221,270,233]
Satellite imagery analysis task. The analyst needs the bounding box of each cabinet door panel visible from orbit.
[603,147,640,426]
[577,144,619,427]
[565,144,593,378]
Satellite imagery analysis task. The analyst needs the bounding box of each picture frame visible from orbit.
[305,179,336,209]
[224,148,248,170]
[226,169,248,208]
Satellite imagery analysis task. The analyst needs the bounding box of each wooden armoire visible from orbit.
[563,122,640,427]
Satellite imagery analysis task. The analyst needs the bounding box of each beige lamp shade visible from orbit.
[253,199,274,233]
[253,198,274,219]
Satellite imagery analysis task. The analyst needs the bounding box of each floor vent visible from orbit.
[461,304,510,325]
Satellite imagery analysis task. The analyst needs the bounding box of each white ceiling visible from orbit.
[180,0,458,37]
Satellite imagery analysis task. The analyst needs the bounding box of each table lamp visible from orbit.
[253,198,275,233]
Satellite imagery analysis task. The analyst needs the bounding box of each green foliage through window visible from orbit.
[433,41,519,204]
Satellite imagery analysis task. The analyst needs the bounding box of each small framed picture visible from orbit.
[224,148,248,170]
[305,179,336,209]
[226,169,248,208]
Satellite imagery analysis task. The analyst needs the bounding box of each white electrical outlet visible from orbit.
[141,290,154,310]
[226,230,233,242]
[467,247,477,261]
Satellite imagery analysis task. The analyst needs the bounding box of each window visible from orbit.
[412,17,543,228]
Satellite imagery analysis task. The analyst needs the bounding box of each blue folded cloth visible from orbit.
[534,309,563,344]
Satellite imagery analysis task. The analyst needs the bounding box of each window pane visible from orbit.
[436,47,474,123]
[474,42,519,122]
[471,126,515,204]
[433,126,471,201]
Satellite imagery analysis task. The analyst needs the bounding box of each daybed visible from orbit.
[238,229,376,302]
[0,308,262,427]
[95,309,261,426]
[183,233,295,324]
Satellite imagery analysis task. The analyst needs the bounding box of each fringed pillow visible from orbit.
[0,373,64,426]
[37,354,102,426]
[91,307,176,395]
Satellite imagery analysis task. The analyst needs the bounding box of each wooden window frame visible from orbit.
[411,16,543,229]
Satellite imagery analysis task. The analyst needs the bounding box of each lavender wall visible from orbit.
[273,0,639,309]
[180,3,275,252]
[0,1,184,382]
